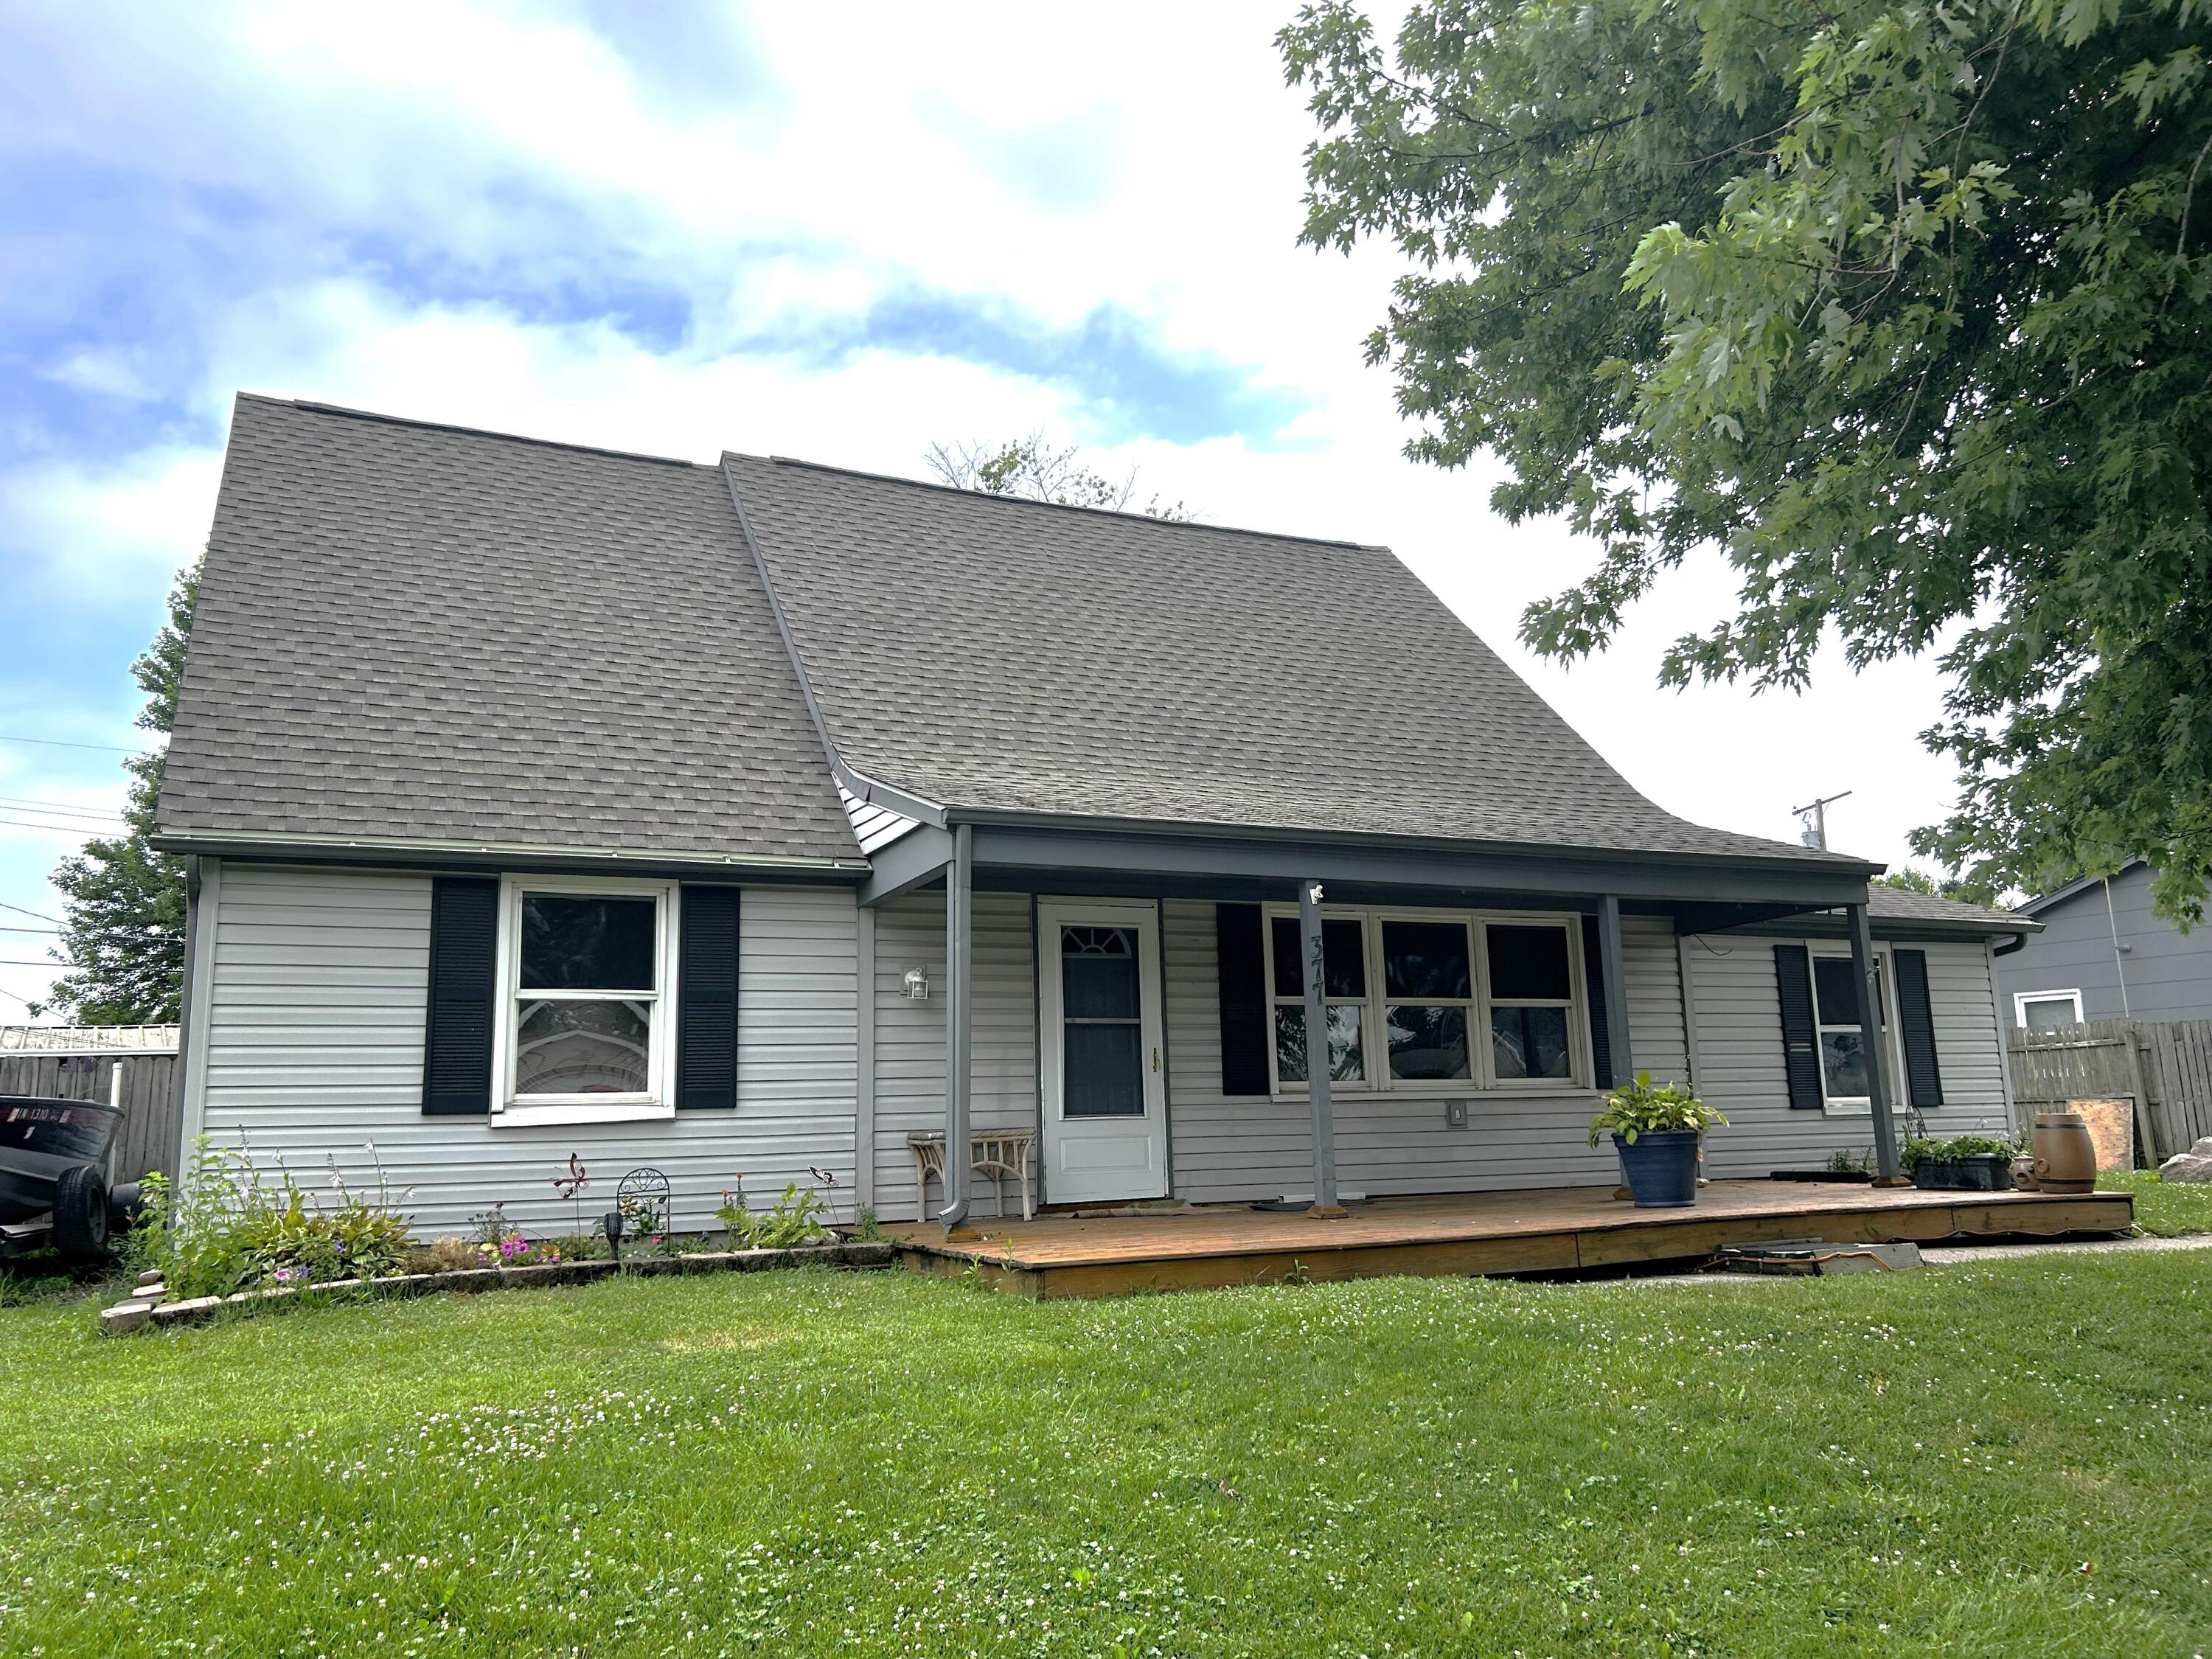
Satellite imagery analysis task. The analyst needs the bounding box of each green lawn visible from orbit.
[2099,1168,2212,1237]
[0,1257,2207,1657]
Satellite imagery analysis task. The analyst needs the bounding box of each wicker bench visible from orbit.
[907,1130,1037,1222]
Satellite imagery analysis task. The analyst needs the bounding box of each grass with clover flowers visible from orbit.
[0,1251,2207,1656]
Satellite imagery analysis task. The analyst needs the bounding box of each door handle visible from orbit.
[1152,1047,1161,1074]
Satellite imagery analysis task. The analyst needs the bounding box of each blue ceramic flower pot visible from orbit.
[1613,1128,1700,1208]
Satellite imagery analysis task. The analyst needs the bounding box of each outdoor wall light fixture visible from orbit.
[902,967,931,1001]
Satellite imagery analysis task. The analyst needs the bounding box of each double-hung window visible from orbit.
[1269,915,1367,1083]
[1811,952,1888,1112]
[1380,919,1475,1081]
[1485,924,1577,1082]
[1261,906,1587,1093]
[493,877,680,1123]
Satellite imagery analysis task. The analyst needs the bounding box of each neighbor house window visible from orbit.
[1261,906,1585,1093]
[1812,952,1889,1111]
[2014,990,2083,1032]
[493,877,679,1121]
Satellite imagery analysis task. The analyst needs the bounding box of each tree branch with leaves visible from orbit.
[1281,0,2212,921]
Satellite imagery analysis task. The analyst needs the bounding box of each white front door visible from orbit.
[1039,900,1169,1205]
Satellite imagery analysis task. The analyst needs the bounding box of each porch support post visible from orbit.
[1847,900,1906,1186]
[1598,895,1633,1085]
[1299,880,1346,1217]
[941,824,975,1232]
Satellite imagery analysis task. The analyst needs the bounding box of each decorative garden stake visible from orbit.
[554,1153,591,1235]
[603,1207,625,1262]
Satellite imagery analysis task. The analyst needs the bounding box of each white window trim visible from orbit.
[489,873,681,1127]
[1259,904,1590,1097]
[1806,945,1904,1118]
[2013,988,2083,1030]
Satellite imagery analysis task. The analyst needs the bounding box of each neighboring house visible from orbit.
[154,396,2032,1237]
[1997,860,2212,1030]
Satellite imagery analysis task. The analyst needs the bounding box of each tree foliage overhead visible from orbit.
[35,563,198,1024]
[924,431,1193,521]
[1280,0,2212,920]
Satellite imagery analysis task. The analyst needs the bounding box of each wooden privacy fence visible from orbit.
[0,1051,179,1183]
[2008,1017,2212,1164]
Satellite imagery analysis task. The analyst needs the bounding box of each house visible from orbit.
[154,395,2034,1239]
[1997,860,2212,1029]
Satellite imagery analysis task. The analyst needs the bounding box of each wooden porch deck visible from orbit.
[886,1180,2135,1298]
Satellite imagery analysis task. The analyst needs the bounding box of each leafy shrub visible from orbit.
[717,1183,833,1248]
[145,1136,412,1298]
[1587,1073,1727,1147]
[851,1208,885,1242]
[1826,1147,1876,1175]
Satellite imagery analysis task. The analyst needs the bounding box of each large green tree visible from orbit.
[35,563,198,1023]
[1281,0,2212,919]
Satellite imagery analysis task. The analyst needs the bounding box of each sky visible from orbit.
[0,0,1970,1021]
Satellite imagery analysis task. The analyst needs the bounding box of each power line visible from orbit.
[0,926,58,934]
[0,795,130,821]
[0,900,60,924]
[0,959,69,968]
[0,817,125,836]
[0,734,142,754]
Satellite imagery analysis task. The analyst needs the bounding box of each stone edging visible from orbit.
[98,1242,900,1335]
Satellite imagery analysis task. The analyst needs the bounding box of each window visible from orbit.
[1270,915,1366,1083]
[1486,925,1576,1082]
[2014,990,2083,1032]
[1261,906,1585,1093]
[1060,925,1144,1117]
[1812,952,1888,1111]
[493,878,678,1122]
[1382,919,1473,1081]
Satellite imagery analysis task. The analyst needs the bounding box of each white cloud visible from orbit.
[1,0,1978,928]
[0,447,222,591]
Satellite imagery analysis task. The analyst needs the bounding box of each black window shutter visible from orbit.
[1773,944,1823,1109]
[422,877,497,1116]
[1215,902,1270,1096]
[677,885,740,1110]
[1893,948,1944,1108]
[1580,914,1614,1092]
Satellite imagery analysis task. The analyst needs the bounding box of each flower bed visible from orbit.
[100,1240,899,1335]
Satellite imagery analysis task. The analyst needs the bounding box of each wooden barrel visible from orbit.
[2031,1112,2098,1194]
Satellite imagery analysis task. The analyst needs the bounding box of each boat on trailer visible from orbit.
[0,1096,124,1262]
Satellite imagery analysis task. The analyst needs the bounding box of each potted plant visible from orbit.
[1902,1134,2020,1192]
[1589,1073,1727,1208]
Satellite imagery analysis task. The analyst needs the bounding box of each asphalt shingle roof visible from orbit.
[726,455,1862,866]
[159,397,858,863]
[1863,886,2031,931]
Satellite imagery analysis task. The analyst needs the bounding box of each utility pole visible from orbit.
[1793,790,1853,852]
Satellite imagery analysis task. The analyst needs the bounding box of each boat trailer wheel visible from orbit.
[50,1164,110,1264]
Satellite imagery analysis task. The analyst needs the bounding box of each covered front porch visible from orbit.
[885,1180,2135,1298]
[858,810,1927,1227]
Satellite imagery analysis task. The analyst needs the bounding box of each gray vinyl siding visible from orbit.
[869,890,1038,1222]
[1157,905,1691,1202]
[194,863,860,1237]
[1997,864,2212,1024]
[1685,934,2012,1175]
